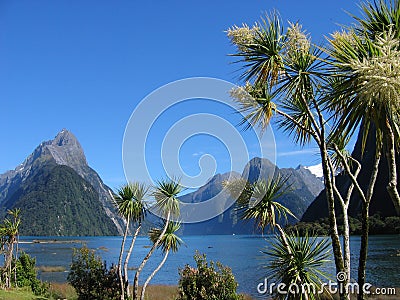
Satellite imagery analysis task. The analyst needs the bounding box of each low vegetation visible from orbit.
[177,252,244,300]
[37,266,66,273]
[67,246,122,300]
[286,215,400,236]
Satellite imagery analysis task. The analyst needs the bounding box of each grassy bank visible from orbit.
[2,284,395,300]
[0,287,43,300]
[0,283,253,300]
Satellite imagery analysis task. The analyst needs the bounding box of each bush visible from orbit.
[14,252,38,288]
[13,252,50,297]
[67,245,122,300]
[177,252,243,300]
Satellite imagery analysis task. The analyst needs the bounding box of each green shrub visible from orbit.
[67,245,122,300]
[13,252,50,297]
[14,252,38,288]
[177,252,243,300]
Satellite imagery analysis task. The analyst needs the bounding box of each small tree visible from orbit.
[13,252,39,290]
[132,178,181,300]
[67,246,122,300]
[140,221,183,300]
[114,182,147,299]
[177,252,243,300]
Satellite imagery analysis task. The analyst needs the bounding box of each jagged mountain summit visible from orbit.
[0,129,123,236]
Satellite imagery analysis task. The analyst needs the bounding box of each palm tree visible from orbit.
[325,1,400,299]
[132,178,181,300]
[264,231,331,300]
[225,175,295,254]
[227,13,351,299]
[140,221,183,300]
[114,182,148,299]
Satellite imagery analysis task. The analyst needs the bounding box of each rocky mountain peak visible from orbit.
[242,157,278,182]
[52,129,79,146]
[44,129,87,168]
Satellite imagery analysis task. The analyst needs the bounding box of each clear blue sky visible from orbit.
[0,0,360,188]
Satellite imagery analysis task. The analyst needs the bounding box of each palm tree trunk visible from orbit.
[13,233,19,287]
[140,250,170,300]
[118,218,130,300]
[385,123,400,215]
[124,225,141,298]
[356,201,370,300]
[358,149,381,300]
[4,239,15,289]
[342,208,351,283]
[133,211,171,300]
[320,147,348,300]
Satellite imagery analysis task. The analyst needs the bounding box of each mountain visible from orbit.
[180,157,324,235]
[302,126,398,222]
[0,129,325,236]
[0,129,123,236]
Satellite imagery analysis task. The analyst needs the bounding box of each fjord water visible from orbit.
[19,235,399,299]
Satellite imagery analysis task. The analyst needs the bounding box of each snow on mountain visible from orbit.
[304,163,323,179]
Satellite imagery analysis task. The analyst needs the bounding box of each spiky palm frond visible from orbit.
[152,178,182,218]
[325,26,400,153]
[224,175,295,232]
[230,82,276,132]
[230,11,286,86]
[353,0,400,40]
[278,96,315,146]
[149,221,183,253]
[7,208,21,219]
[246,176,296,231]
[326,131,352,170]
[114,182,148,223]
[264,231,331,300]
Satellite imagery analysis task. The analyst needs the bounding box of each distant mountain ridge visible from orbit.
[0,130,325,236]
[180,157,324,235]
[0,129,123,236]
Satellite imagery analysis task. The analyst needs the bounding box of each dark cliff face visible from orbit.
[0,129,123,235]
[181,157,324,235]
[301,127,397,222]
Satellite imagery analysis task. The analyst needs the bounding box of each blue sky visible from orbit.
[0,0,360,188]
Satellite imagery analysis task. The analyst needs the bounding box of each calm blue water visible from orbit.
[18,235,400,299]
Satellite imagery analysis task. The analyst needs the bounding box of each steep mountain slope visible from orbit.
[302,126,398,222]
[181,157,324,234]
[5,163,117,236]
[0,129,123,235]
